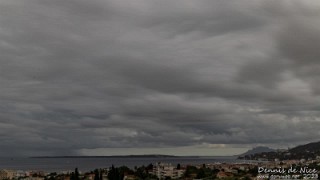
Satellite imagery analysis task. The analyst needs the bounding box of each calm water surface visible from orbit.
[0,156,245,172]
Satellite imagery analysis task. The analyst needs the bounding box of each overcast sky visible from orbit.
[1,0,320,156]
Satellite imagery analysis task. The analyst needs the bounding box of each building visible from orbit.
[124,175,136,180]
[24,177,44,180]
[0,169,15,180]
[152,162,185,179]
[216,171,233,178]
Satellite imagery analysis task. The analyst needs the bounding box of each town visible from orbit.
[3,141,320,180]
[1,156,320,180]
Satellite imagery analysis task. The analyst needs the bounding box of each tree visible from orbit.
[108,165,121,180]
[118,166,132,180]
[146,163,154,172]
[70,168,80,180]
[75,168,80,180]
[184,165,198,178]
[177,163,181,170]
[134,166,148,179]
[196,168,205,179]
[202,163,206,168]
[248,166,258,177]
[94,169,100,180]
[70,172,75,180]
[99,169,103,180]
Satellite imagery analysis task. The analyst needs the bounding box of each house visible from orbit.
[0,169,15,180]
[124,175,136,180]
[83,173,95,180]
[216,171,233,178]
[152,162,185,179]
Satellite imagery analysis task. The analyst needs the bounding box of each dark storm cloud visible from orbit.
[276,20,320,94]
[0,0,320,156]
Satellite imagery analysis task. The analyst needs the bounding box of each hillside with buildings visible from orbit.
[239,146,275,157]
[239,141,320,161]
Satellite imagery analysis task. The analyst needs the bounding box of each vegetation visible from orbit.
[70,168,80,180]
[183,165,218,179]
[239,141,320,161]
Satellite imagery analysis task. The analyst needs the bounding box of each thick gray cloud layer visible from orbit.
[0,0,320,156]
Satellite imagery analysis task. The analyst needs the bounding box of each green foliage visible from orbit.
[94,169,100,180]
[45,172,57,180]
[146,163,154,170]
[119,165,134,175]
[248,166,258,177]
[70,172,75,180]
[99,169,103,180]
[176,163,181,170]
[75,168,80,180]
[108,165,122,180]
[183,165,214,179]
[242,176,251,180]
[106,164,158,180]
[196,168,205,179]
[134,166,148,179]
[70,168,80,180]
[184,165,198,177]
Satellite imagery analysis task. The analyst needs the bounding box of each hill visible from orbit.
[239,141,320,160]
[239,146,275,156]
[289,141,320,154]
[31,154,176,158]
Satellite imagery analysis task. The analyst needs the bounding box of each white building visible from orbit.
[0,169,15,180]
[152,162,185,179]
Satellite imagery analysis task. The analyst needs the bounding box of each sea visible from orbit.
[0,156,249,173]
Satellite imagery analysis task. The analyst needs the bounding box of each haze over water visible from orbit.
[0,156,240,172]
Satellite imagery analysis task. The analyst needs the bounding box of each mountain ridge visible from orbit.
[238,146,275,156]
[239,141,320,160]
